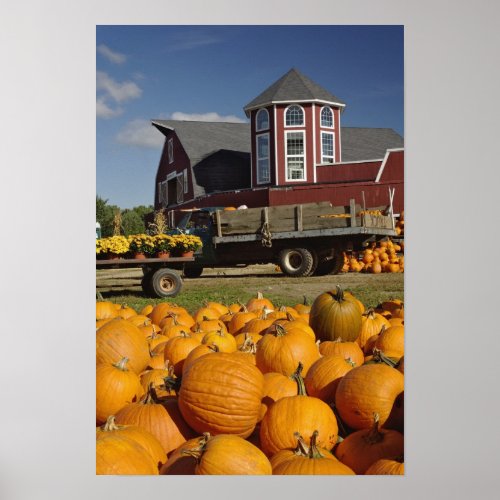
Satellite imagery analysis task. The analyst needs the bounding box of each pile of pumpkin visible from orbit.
[342,237,404,274]
[96,288,404,475]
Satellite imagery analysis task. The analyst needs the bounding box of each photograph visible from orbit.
[95,25,405,476]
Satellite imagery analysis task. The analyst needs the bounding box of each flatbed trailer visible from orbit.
[96,256,194,298]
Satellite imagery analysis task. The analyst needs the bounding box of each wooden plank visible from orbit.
[362,213,394,229]
[215,210,222,237]
[350,199,357,227]
[296,205,303,231]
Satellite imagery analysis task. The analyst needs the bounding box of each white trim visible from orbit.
[255,108,269,132]
[319,106,334,128]
[168,138,174,164]
[245,99,346,115]
[183,168,188,193]
[256,133,271,185]
[274,105,278,185]
[375,148,404,182]
[337,109,342,162]
[285,130,307,182]
[312,103,317,183]
[320,131,335,164]
[284,104,305,127]
[318,158,385,166]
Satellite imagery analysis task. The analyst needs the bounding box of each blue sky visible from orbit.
[96,25,403,209]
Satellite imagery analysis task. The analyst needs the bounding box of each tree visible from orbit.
[96,196,119,237]
[121,209,146,236]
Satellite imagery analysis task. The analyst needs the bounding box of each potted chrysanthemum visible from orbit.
[172,234,203,257]
[153,234,175,259]
[127,234,155,259]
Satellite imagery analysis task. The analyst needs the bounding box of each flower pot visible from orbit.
[156,251,170,259]
[134,252,147,259]
[107,253,120,260]
[181,251,194,258]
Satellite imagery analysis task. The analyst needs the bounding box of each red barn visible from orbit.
[151,68,404,217]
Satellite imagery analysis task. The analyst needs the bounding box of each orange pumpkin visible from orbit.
[178,352,265,438]
[365,458,405,475]
[358,309,391,349]
[162,332,201,376]
[318,339,364,367]
[246,291,275,312]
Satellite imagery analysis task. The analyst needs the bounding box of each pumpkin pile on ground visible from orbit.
[96,289,404,475]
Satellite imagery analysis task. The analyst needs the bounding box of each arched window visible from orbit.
[256,108,269,131]
[320,107,334,128]
[285,105,304,126]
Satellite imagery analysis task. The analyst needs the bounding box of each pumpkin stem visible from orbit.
[362,308,376,318]
[290,362,307,395]
[112,357,130,371]
[292,432,310,456]
[371,348,399,368]
[142,382,161,404]
[256,291,264,300]
[102,415,122,432]
[364,413,384,444]
[181,432,211,461]
[303,295,308,305]
[308,431,326,459]
[345,357,356,367]
[274,323,286,337]
[240,336,257,354]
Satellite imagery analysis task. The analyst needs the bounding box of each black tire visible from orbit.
[313,250,345,276]
[141,271,155,296]
[278,248,314,277]
[150,268,183,298]
[183,265,204,279]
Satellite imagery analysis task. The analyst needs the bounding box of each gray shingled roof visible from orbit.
[340,128,404,162]
[244,68,346,115]
[152,119,403,172]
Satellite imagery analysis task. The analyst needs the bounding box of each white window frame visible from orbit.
[168,138,174,164]
[159,180,168,207]
[285,130,306,182]
[321,131,335,163]
[284,104,305,127]
[255,108,269,132]
[320,106,334,128]
[256,133,270,184]
[176,174,184,204]
[183,168,188,193]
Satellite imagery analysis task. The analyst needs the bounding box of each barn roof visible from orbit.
[152,119,403,164]
[152,120,250,166]
[243,68,346,115]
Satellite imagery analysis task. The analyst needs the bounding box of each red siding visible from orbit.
[154,132,193,210]
[377,150,404,182]
[316,161,381,183]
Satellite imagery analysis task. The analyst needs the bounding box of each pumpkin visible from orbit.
[159,312,195,332]
[178,352,265,438]
[304,355,355,403]
[271,431,355,475]
[246,291,275,312]
[115,384,196,456]
[96,415,166,468]
[293,296,311,315]
[334,413,404,474]
[204,301,230,317]
[96,357,144,424]
[139,363,177,399]
[255,323,320,377]
[335,364,404,430]
[380,299,404,318]
[182,343,219,375]
[147,341,168,370]
[318,339,364,367]
[358,308,391,349]
[240,311,274,336]
[96,431,159,475]
[96,301,118,321]
[115,304,137,320]
[365,457,404,475]
[192,307,220,323]
[96,318,151,375]
[234,331,263,349]
[375,325,404,359]
[149,303,189,326]
[309,286,362,342]
[272,315,316,340]
[201,329,237,353]
[193,318,228,334]
[227,308,258,335]
[127,314,154,328]
[259,391,339,457]
[182,433,272,475]
[162,332,201,376]
[159,436,202,475]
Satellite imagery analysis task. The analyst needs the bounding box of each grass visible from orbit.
[97,269,404,315]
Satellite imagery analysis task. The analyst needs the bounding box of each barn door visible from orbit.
[176,173,184,204]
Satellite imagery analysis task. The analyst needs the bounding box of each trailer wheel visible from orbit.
[278,248,314,277]
[183,265,204,279]
[150,268,182,298]
[141,271,155,296]
[313,250,345,276]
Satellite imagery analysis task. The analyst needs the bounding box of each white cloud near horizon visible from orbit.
[96,97,123,118]
[166,33,220,52]
[96,71,142,119]
[97,44,126,64]
[96,71,142,103]
[115,119,164,148]
[170,111,246,123]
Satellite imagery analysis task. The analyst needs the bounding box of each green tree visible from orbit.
[96,196,119,237]
[121,209,146,236]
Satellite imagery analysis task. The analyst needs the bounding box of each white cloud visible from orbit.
[96,97,123,119]
[96,71,142,103]
[115,119,164,148]
[170,111,246,123]
[97,44,126,64]
[166,33,220,52]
